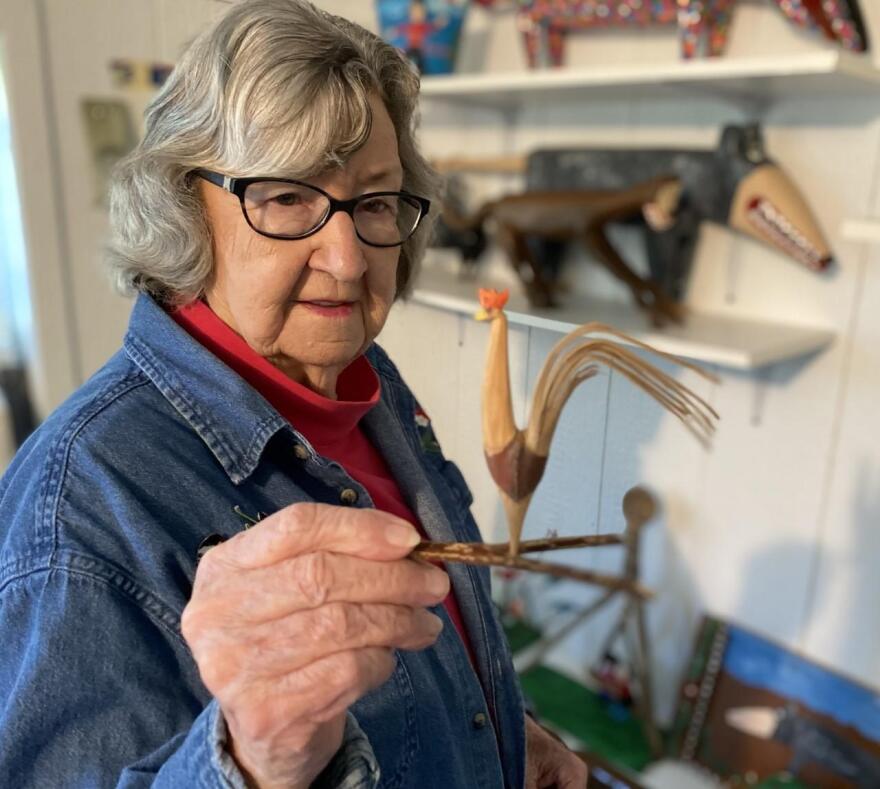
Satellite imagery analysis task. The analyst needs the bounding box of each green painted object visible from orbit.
[520,665,655,772]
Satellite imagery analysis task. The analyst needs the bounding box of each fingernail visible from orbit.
[387,523,421,549]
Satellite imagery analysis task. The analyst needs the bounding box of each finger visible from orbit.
[294,647,401,722]
[210,502,421,569]
[239,603,444,678]
[216,552,451,622]
[551,754,588,789]
[525,764,538,789]
[227,647,398,740]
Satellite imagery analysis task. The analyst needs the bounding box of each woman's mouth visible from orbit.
[298,300,356,317]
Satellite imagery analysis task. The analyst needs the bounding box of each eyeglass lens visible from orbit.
[243,181,422,245]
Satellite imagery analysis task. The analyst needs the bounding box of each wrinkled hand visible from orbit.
[181,502,448,789]
[525,715,588,789]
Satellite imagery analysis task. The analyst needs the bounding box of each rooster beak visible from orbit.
[474,308,490,321]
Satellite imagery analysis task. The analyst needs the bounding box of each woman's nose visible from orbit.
[308,211,368,281]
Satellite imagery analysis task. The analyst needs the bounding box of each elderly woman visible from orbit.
[0,1,586,787]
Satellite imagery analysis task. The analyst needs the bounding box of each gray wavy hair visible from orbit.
[107,0,441,305]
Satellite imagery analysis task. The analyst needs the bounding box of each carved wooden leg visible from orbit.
[519,14,564,69]
[519,13,565,69]
[496,223,557,307]
[776,0,867,53]
[583,226,685,325]
[519,18,541,69]
[625,600,663,757]
[547,23,565,67]
[707,0,737,56]
[773,0,816,33]
[818,0,869,51]
[677,0,709,58]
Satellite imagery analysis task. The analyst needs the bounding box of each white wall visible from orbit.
[2,0,878,727]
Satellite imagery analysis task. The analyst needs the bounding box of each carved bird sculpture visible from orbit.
[475,287,719,556]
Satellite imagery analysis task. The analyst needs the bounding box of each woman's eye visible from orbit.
[361,197,395,215]
[272,192,302,207]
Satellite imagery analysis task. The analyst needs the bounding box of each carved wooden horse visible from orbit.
[444,176,686,323]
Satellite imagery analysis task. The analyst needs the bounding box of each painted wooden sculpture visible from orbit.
[526,124,834,308]
[506,0,870,66]
[408,287,718,596]
[524,124,835,307]
[442,175,686,324]
[438,125,834,322]
[377,0,469,75]
[474,287,717,559]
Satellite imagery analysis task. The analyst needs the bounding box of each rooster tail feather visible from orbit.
[524,329,718,456]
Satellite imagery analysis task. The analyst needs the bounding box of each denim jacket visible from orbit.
[0,294,526,788]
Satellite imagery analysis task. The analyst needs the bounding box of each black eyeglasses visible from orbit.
[195,169,430,248]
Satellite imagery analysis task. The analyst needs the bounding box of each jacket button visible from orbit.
[293,444,309,460]
[340,488,358,505]
[472,712,488,729]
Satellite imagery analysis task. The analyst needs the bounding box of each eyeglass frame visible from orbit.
[194,169,431,248]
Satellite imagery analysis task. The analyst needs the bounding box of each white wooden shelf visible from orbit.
[420,51,880,108]
[841,218,880,243]
[410,265,834,370]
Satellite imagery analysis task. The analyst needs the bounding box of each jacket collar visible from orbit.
[123,294,289,485]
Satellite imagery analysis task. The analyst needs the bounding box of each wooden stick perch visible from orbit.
[488,533,625,553]
[412,538,651,599]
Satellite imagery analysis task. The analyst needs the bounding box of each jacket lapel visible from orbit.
[360,398,458,546]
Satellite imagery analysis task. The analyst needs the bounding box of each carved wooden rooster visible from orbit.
[475,288,718,556]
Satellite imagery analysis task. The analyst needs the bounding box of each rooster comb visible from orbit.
[478,288,510,310]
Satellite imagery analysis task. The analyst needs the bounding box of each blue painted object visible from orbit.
[376,0,468,75]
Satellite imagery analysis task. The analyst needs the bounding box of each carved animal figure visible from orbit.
[475,287,718,556]
[445,176,686,323]
[517,0,868,67]
[524,124,834,306]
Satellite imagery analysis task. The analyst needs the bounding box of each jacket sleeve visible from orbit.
[0,564,379,788]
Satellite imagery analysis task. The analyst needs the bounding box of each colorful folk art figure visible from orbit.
[517,0,869,67]
[592,652,635,721]
[474,287,718,558]
[376,0,468,74]
[399,0,436,72]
